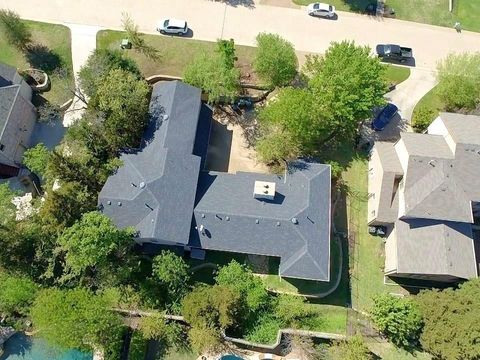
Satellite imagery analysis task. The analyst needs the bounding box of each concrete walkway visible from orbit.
[2,0,480,72]
[63,23,101,126]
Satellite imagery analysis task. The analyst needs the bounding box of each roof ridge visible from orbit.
[0,85,21,138]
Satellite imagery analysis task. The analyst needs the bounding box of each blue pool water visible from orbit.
[0,333,92,360]
[220,355,244,360]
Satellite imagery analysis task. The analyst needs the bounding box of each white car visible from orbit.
[156,19,188,35]
[307,3,336,18]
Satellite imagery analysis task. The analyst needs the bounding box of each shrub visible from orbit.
[412,106,436,133]
[0,9,31,50]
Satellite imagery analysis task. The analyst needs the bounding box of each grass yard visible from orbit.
[97,30,257,78]
[383,65,410,86]
[0,20,74,105]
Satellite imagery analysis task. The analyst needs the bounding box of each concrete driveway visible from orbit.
[2,0,480,72]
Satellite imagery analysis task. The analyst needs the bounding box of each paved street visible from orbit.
[1,0,480,72]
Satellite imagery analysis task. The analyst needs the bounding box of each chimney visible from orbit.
[253,181,276,201]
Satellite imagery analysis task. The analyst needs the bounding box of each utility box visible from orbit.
[120,39,132,49]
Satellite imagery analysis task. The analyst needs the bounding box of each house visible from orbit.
[0,63,36,177]
[99,81,332,281]
[368,113,480,283]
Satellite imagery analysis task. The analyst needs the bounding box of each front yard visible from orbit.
[0,20,74,105]
[97,30,258,78]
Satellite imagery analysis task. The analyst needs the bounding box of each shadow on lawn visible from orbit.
[25,43,63,72]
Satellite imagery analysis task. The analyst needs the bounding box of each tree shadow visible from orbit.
[210,0,255,8]
[25,43,63,72]
[340,0,377,13]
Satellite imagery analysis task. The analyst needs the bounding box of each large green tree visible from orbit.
[79,48,141,98]
[56,211,134,281]
[436,52,480,111]
[305,41,387,145]
[371,294,423,348]
[254,33,298,87]
[152,251,190,301]
[416,279,480,360]
[23,143,50,179]
[93,68,150,152]
[0,183,16,229]
[0,272,38,317]
[31,288,122,351]
[183,51,240,103]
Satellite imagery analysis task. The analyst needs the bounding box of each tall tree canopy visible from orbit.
[254,33,298,87]
[371,294,423,348]
[22,143,51,179]
[31,288,122,352]
[56,211,134,281]
[152,250,190,302]
[93,68,150,152]
[0,272,38,317]
[305,41,387,144]
[416,279,480,360]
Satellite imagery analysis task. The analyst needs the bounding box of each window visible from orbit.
[0,144,4,151]
[371,210,376,217]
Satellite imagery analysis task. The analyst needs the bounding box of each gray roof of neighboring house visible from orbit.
[400,132,455,159]
[190,162,331,281]
[395,219,477,280]
[99,81,206,244]
[0,63,22,87]
[438,112,480,146]
[376,141,403,174]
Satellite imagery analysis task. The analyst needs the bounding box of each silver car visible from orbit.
[156,18,188,35]
[307,3,336,18]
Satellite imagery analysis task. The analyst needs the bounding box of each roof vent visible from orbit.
[107,200,111,205]
[276,222,281,226]
[253,181,276,201]
[226,216,230,221]
[201,213,205,218]
[291,217,299,224]
[162,114,169,121]
[117,202,122,206]
[428,160,436,167]
[139,182,146,189]
[255,219,259,224]
[198,224,205,235]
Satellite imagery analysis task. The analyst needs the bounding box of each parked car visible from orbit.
[376,44,412,63]
[372,103,398,131]
[156,19,188,35]
[307,3,336,18]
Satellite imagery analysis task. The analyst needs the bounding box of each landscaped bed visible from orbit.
[0,20,74,105]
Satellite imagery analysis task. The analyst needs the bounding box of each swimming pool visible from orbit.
[0,333,92,360]
[219,355,244,360]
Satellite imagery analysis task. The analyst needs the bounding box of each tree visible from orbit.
[56,211,134,281]
[0,272,38,317]
[182,285,241,352]
[254,33,297,87]
[152,251,190,300]
[328,335,372,360]
[275,294,314,327]
[215,260,268,314]
[23,143,50,178]
[255,124,301,169]
[31,288,123,351]
[121,13,160,61]
[305,41,387,146]
[0,9,31,50]
[416,279,480,360]
[79,49,141,98]
[184,52,240,103]
[93,68,150,151]
[436,52,480,111]
[0,183,16,228]
[138,312,181,347]
[370,294,422,348]
[217,39,237,69]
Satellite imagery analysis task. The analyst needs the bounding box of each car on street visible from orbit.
[372,103,398,131]
[307,3,336,18]
[376,44,413,63]
[156,19,188,35]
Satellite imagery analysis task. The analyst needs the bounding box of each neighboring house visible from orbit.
[99,81,332,281]
[368,113,480,283]
[0,63,36,177]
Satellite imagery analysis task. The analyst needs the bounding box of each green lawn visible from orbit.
[294,0,480,32]
[0,20,74,105]
[411,85,444,129]
[301,304,348,335]
[383,65,410,86]
[97,30,257,77]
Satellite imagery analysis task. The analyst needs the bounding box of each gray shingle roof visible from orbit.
[400,132,455,159]
[99,81,205,244]
[191,162,331,281]
[376,141,403,174]
[99,81,332,281]
[0,86,21,137]
[438,112,480,146]
[395,219,477,280]
[0,63,21,87]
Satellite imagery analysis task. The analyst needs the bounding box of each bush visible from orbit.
[436,52,480,111]
[371,294,423,348]
[254,33,297,87]
[23,143,50,179]
[412,106,436,133]
[0,9,31,50]
[0,272,38,317]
